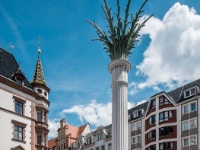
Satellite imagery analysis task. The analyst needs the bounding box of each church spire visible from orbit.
[32,36,46,85]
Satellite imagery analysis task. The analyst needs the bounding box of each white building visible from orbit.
[0,47,50,150]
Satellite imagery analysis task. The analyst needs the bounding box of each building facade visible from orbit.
[0,47,50,150]
[48,119,92,150]
[49,78,200,150]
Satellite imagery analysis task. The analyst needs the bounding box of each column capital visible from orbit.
[108,58,132,73]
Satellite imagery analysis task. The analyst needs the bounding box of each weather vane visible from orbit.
[38,36,41,54]
[9,42,14,53]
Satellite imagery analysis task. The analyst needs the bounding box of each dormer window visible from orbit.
[16,79,22,85]
[13,67,25,86]
[159,96,169,106]
[150,99,156,109]
[97,132,102,141]
[133,109,143,118]
[184,87,196,98]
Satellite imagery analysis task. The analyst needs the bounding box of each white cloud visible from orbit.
[62,100,112,127]
[62,99,145,127]
[135,3,200,90]
[48,118,60,139]
[129,82,138,96]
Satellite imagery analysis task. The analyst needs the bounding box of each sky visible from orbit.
[0,0,200,139]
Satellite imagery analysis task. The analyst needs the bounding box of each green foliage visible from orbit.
[86,0,153,60]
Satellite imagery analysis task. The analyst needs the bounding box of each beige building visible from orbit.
[0,47,50,150]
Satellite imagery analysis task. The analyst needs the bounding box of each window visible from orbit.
[101,146,105,150]
[37,89,42,94]
[97,133,102,141]
[132,121,141,131]
[64,143,66,149]
[159,142,173,150]
[59,145,61,150]
[147,144,156,150]
[150,99,156,109]
[159,96,169,105]
[37,133,42,145]
[15,101,23,115]
[87,137,92,144]
[137,135,141,143]
[108,144,112,150]
[132,123,135,131]
[132,135,141,144]
[133,110,143,118]
[183,138,189,146]
[136,121,141,130]
[182,101,197,114]
[108,129,112,137]
[184,87,196,98]
[182,118,197,130]
[147,130,156,140]
[17,79,22,85]
[183,121,189,130]
[96,147,99,150]
[37,110,42,121]
[14,125,23,141]
[191,103,196,111]
[190,118,197,128]
[132,137,135,144]
[44,112,47,123]
[182,135,197,147]
[183,105,188,114]
[148,115,156,125]
[159,111,172,122]
[190,136,196,145]
[159,126,173,137]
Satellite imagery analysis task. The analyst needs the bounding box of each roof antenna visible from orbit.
[9,42,14,54]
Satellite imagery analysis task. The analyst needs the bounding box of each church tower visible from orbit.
[31,37,50,150]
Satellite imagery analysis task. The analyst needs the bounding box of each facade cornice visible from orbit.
[0,107,35,121]
[0,75,37,97]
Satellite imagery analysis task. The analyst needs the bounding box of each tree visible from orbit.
[86,0,153,60]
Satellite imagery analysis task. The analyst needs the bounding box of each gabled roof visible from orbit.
[78,124,88,135]
[0,48,32,89]
[128,101,149,122]
[167,78,200,103]
[48,137,57,148]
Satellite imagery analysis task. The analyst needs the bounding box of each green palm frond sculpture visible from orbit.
[86,0,153,60]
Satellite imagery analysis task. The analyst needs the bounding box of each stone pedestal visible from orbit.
[108,58,131,150]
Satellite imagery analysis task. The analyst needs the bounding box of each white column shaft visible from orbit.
[109,59,131,150]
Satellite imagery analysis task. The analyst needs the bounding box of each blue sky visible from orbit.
[0,0,200,138]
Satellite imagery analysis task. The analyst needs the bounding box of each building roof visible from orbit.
[127,78,200,122]
[128,101,149,122]
[0,48,32,89]
[48,137,57,148]
[32,51,46,85]
[49,123,88,148]
[167,78,200,103]
[78,124,88,135]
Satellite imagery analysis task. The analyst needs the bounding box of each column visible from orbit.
[108,58,131,150]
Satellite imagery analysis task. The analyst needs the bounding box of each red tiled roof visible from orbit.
[78,124,88,135]
[48,123,88,148]
[48,137,57,148]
